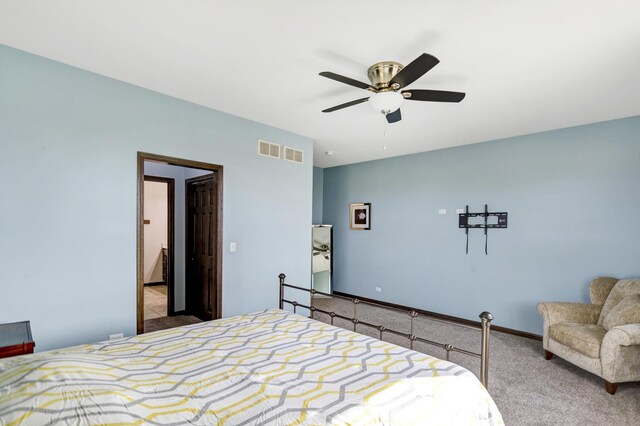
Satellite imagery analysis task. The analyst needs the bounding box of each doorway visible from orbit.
[142,176,175,321]
[137,152,223,334]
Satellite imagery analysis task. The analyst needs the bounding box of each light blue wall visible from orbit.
[323,117,640,334]
[0,45,313,351]
[313,167,324,224]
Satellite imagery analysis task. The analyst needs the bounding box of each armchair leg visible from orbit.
[544,350,554,360]
[604,380,618,395]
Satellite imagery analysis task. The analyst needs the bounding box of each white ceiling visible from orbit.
[1,1,639,168]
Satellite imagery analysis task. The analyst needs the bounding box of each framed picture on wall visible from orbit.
[350,203,371,230]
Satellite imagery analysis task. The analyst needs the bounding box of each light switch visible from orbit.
[230,242,237,252]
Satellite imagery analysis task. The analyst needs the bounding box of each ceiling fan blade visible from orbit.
[402,89,466,103]
[386,108,402,123]
[319,72,372,90]
[390,53,440,88]
[322,97,369,113]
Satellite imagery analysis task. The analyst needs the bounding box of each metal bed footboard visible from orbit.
[278,273,494,389]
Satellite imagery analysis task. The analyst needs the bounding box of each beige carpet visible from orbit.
[310,296,640,426]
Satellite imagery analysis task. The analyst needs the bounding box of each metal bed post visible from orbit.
[479,311,494,388]
[352,298,359,332]
[278,273,285,310]
[409,311,417,350]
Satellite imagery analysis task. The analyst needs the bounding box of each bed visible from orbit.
[0,308,502,425]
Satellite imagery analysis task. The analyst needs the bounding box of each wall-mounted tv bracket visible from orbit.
[459,204,508,254]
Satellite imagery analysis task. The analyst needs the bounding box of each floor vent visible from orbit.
[284,146,304,164]
[258,139,280,159]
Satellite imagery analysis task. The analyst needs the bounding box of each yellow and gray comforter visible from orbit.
[0,309,503,425]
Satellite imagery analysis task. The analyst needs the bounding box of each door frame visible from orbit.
[143,175,175,316]
[137,152,224,334]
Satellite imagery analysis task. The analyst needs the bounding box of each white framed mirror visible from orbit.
[312,225,332,294]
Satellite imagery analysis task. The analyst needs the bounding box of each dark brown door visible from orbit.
[186,173,217,321]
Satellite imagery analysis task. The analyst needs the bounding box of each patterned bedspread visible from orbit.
[0,309,503,425]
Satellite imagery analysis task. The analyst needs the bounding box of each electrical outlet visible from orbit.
[438,209,447,215]
[375,287,382,292]
[230,242,237,252]
[109,333,124,341]
[456,208,465,214]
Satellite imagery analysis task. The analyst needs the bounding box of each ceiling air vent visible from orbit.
[257,139,280,159]
[284,146,304,164]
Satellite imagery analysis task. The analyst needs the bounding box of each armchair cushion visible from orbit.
[549,323,606,358]
[603,294,640,331]
[589,277,618,305]
[597,279,640,326]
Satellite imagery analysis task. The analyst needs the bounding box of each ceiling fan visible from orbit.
[320,53,465,123]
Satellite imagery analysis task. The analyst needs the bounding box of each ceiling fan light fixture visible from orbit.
[319,53,464,124]
[369,91,404,115]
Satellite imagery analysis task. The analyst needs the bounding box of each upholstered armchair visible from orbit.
[537,277,640,394]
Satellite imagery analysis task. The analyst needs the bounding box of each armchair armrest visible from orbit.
[604,324,640,347]
[601,324,640,383]
[537,302,601,326]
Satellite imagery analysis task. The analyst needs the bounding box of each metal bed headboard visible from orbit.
[278,273,494,389]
